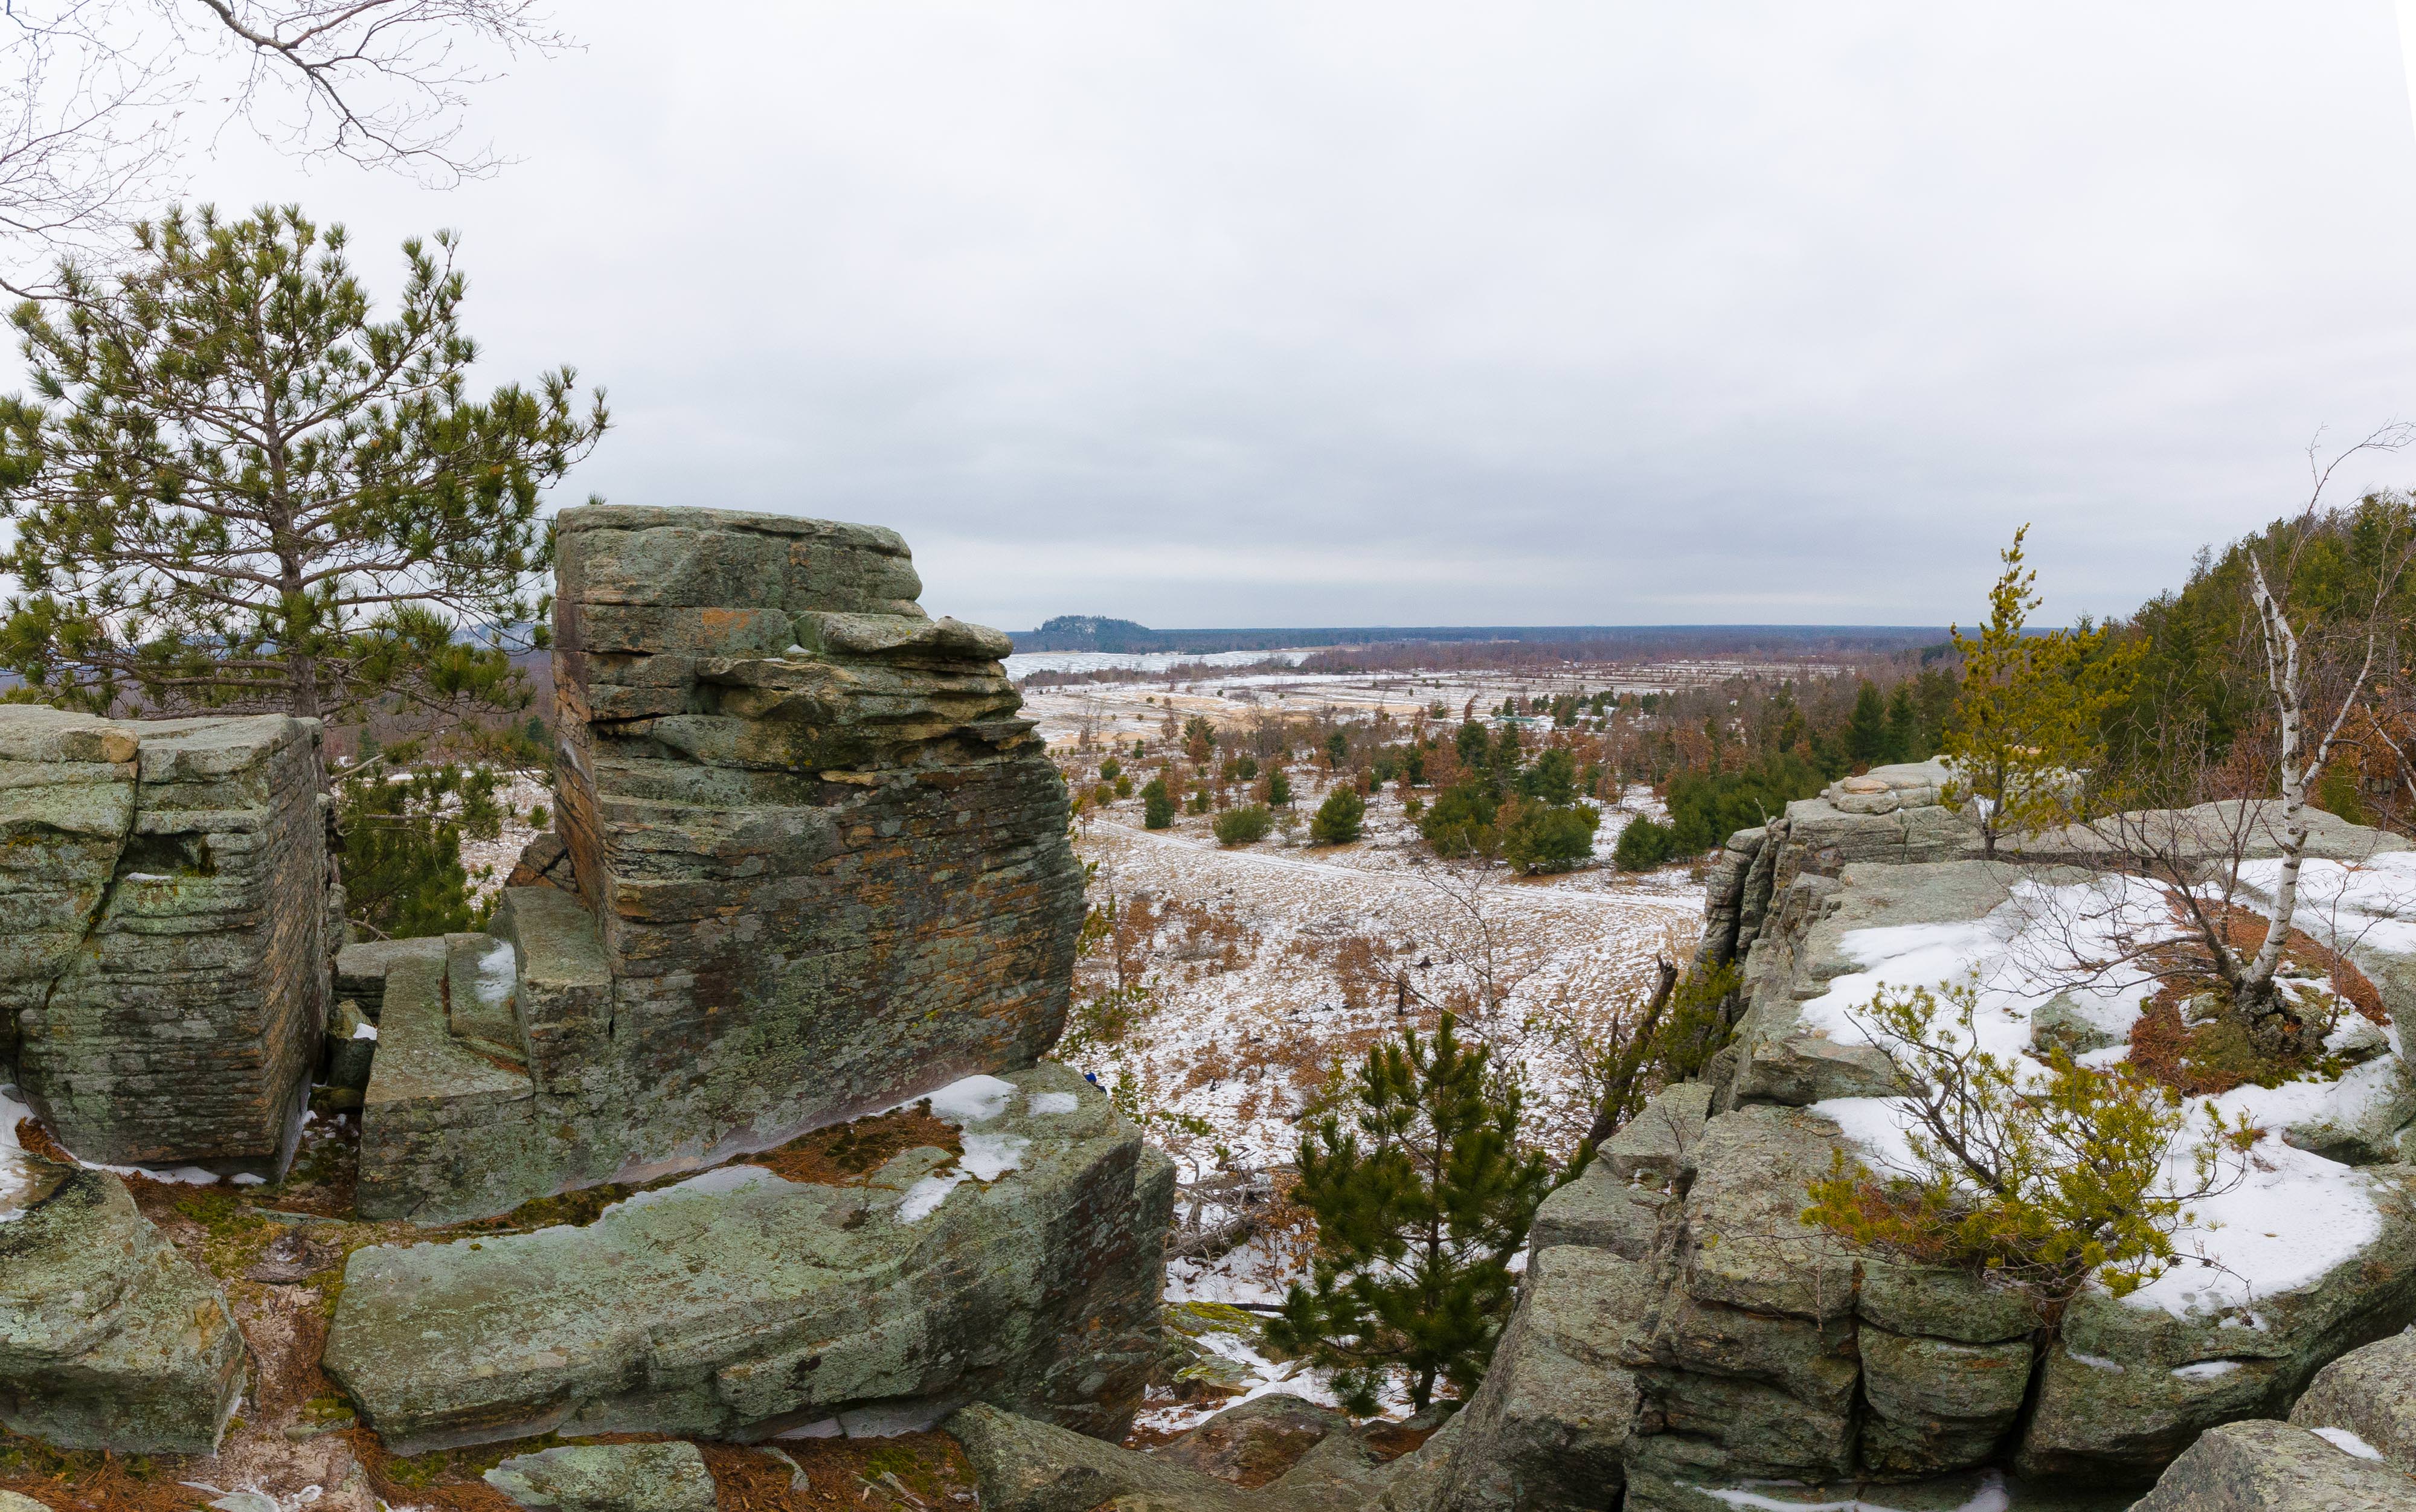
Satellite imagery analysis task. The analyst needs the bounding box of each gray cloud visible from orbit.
[91,2,2416,629]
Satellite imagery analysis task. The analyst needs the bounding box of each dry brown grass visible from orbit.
[0,1434,211,1512]
[740,1105,962,1186]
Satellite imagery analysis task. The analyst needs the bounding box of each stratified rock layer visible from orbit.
[0,1160,246,1452]
[326,1065,1172,1452]
[1,707,327,1173]
[1433,768,2416,1508]
[354,505,1084,1220]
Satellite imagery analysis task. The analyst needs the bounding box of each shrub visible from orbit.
[1310,786,1366,844]
[1099,757,1122,783]
[1612,816,1678,871]
[1268,769,1293,807]
[1802,980,2258,1308]
[1142,779,1175,830]
[1420,781,1499,859]
[1500,801,1599,873]
[1215,804,1272,845]
[1114,774,1132,798]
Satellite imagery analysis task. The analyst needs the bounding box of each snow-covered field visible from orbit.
[1005,650,1317,677]
[1059,772,1704,1424]
[1018,660,1852,751]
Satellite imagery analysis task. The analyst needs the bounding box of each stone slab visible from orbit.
[328,1065,1170,1451]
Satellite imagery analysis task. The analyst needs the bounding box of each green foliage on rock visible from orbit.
[1269,1014,1567,1413]
[1802,979,2258,1307]
[1309,786,1365,844]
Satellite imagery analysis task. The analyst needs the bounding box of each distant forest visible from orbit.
[1011,614,1950,658]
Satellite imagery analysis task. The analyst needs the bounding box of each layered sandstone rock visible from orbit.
[1430,779,2416,1510]
[328,1066,1171,1452]
[0,1159,246,1452]
[0,707,327,1173]
[352,505,1085,1221]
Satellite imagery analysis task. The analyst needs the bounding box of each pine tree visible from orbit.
[0,205,605,722]
[1310,785,1365,844]
[1942,527,2139,858]
[1517,746,1578,805]
[1845,681,1890,766]
[1884,684,1921,762]
[1269,1014,1566,1412]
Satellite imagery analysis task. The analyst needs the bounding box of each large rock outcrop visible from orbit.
[1431,767,2416,1508]
[0,1158,246,1452]
[0,708,328,1174]
[352,504,1085,1221]
[327,1065,1171,1452]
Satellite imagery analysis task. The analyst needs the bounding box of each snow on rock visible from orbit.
[1802,877,2395,1323]
[926,1074,1020,1126]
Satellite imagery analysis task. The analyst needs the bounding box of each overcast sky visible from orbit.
[103,4,2416,629]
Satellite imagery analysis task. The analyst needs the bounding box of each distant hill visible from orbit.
[1008,619,1952,657]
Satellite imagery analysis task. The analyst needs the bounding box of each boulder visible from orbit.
[1434,1246,1645,1511]
[2125,1418,2416,1511]
[1620,1107,1862,1488]
[0,1493,54,1512]
[0,1161,245,1453]
[1723,860,2016,1109]
[2288,1330,2416,1476]
[1154,1394,1349,1488]
[1527,1161,1671,1263]
[947,1402,1250,1512]
[326,1065,1171,1452]
[1528,1085,1706,1262]
[4,710,328,1174]
[486,1441,720,1511]
[352,505,1087,1221]
[948,1401,1406,1512]
[2015,1170,2416,1484]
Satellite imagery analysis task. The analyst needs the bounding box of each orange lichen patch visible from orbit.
[739,1104,962,1187]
